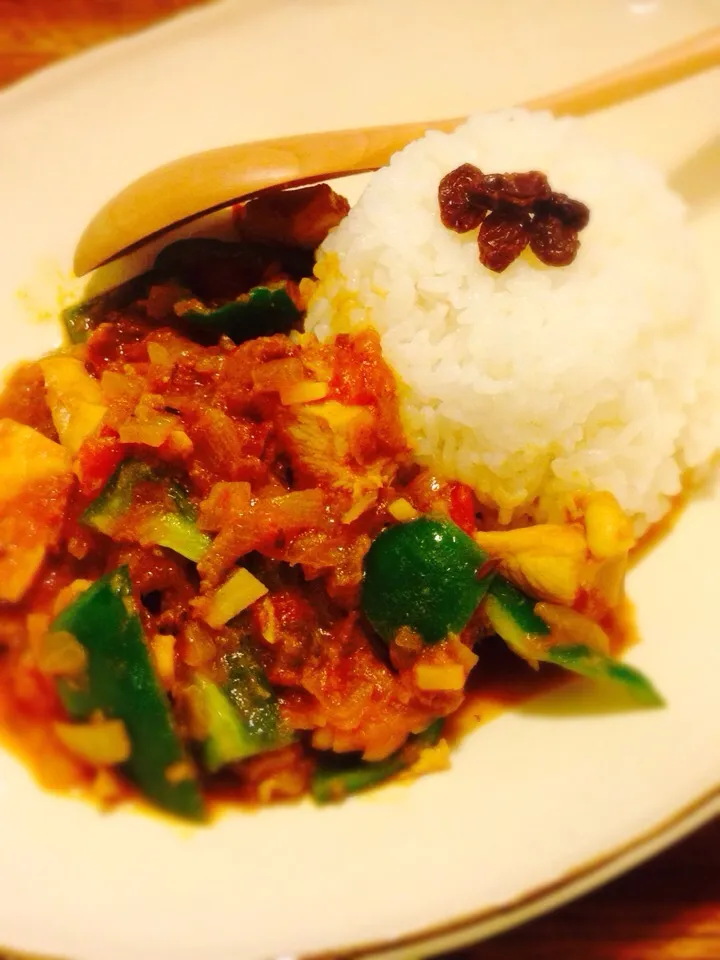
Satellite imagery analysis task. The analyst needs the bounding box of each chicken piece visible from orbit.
[287,402,365,471]
[306,400,368,435]
[233,184,350,249]
[197,488,327,587]
[475,524,589,605]
[0,419,74,601]
[0,419,73,511]
[280,402,389,505]
[40,356,107,455]
[475,492,634,611]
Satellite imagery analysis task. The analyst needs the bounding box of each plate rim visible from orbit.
[1,787,716,960]
[306,786,720,958]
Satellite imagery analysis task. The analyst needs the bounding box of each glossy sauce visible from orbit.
[444,596,638,744]
[0,340,647,816]
[0,592,639,816]
[0,214,655,817]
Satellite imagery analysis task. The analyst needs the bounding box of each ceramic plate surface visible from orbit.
[0,1,718,958]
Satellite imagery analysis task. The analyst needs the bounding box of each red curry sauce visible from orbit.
[0,186,642,818]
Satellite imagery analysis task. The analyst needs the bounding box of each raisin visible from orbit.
[530,214,580,266]
[478,209,531,273]
[438,162,589,274]
[438,163,488,232]
[538,192,590,230]
[475,171,550,208]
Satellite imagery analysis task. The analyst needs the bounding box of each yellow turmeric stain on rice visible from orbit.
[311,251,382,334]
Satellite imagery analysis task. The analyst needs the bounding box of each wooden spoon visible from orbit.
[74,26,720,277]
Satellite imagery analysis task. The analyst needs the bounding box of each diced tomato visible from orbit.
[75,432,124,498]
[448,482,476,535]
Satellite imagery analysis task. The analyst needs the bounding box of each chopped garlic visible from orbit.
[447,634,479,672]
[387,498,419,522]
[54,719,131,766]
[202,568,268,629]
[52,579,94,617]
[146,341,171,365]
[413,663,466,692]
[165,760,195,784]
[37,630,87,677]
[279,381,329,405]
[151,633,176,688]
[257,596,277,644]
[167,429,193,456]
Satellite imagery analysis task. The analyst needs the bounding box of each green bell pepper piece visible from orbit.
[544,644,664,707]
[62,302,95,345]
[312,754,405,805]
[484,577,663,706]
[82,459,212,562]
[311,718,445,805]
[485,576,548,637]
[175,282,301,338]
[52,567,205,821]
[361,516,493,645]
[193,644,294,773]
[152,238,310,342]
[192,677,247,774]
[82,459,155,535]
[61,274,153,345]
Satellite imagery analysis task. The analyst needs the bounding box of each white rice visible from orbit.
[306,110,720,532]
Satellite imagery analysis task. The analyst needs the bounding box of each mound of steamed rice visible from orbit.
[306,109,720,533]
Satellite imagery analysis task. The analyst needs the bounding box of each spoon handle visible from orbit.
[74,26,720,276]
[526,25,720,115]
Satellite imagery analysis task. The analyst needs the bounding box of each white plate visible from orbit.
[0,2,719,958]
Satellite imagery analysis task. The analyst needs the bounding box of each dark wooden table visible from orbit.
[0,2,717,958]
